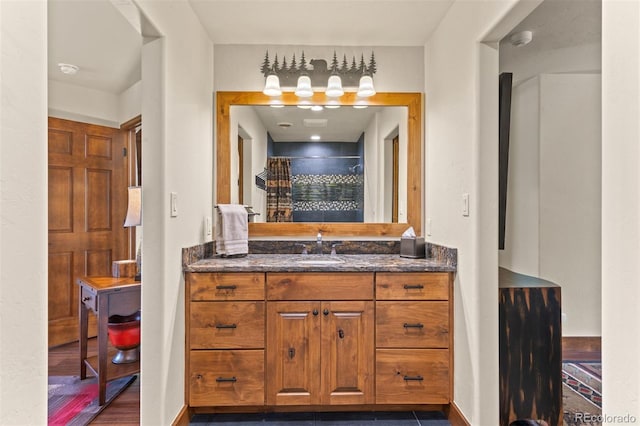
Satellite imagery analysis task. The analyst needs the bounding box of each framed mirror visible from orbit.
[216,91,422,237]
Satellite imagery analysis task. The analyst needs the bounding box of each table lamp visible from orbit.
[124,186,142,281]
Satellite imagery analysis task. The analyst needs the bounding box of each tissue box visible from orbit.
[400,237,425,258]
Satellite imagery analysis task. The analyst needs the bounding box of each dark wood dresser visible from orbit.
[499,267,562,426]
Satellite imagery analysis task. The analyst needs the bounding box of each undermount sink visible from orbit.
[296,258,344,265]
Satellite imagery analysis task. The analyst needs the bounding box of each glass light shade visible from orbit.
[357,75,376,97]
[123,186,142,227]
[325,99,341,109]
[295,75,313,98]
[310,105,324,112]
[325,75,344,97]
[263,74,282,96]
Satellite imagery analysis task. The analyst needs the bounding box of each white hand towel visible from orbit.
[215,204,248,256]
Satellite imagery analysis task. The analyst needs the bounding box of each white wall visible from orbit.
[48,79,121,127]
[601,0,640,420]
[119,80,142,124]
[0,1,48,425]
[48,79,142,127]
[135,1,214,424]
[539,74,601,336]
[500,73,602,337]
[424,1,539,423]
[498,76,540,276]
[230,106,268,220]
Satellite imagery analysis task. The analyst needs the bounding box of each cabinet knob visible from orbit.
[312,309,319,316]
[323,309,329,316]
[338,329,345,339]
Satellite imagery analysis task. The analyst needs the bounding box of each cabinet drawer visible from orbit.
[189,350,264,406]
[80,287,97,311]
[376,272,449,300]
[267,273,373,300]
[376,301,449,348]
[376,349,450,404]
[188,272,264,301]
[190,302,264,349]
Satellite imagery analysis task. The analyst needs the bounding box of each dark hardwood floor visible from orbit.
[49,338,140,425]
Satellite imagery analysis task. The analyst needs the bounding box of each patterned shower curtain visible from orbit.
[266,157,293,222]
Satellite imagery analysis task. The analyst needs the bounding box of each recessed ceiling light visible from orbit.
[310,135,321,141]
[58,63,79,75]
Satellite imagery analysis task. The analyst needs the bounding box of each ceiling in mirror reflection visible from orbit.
[248,106,389,142]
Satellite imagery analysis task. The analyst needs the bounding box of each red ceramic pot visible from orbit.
[108,320,140,350]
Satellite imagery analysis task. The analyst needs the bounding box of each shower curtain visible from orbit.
[266,157,293,222]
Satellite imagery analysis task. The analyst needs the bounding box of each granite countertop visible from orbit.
[184,254,456,273]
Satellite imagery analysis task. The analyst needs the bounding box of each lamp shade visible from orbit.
[325,75,344,97]
[357,75,376,97]
[263,74,282,96]
[295,75,313,97]
[123,186,142,227]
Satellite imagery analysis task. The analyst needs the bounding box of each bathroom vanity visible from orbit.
[183,252,456,414]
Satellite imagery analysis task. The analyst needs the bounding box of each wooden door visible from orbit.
[266,301,321,405]
[321,301,374,405]
[48,117,129,347]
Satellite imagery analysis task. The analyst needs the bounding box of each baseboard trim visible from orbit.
[172,404,191,426]
[445,402,470,426]
[562,336,601,361]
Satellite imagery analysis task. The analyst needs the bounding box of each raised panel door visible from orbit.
[266,301,321,405]
[321,301,374,405]
[48,117,128,347]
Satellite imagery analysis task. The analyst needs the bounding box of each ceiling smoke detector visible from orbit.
[509,31,533,47]
[58,63,80,75]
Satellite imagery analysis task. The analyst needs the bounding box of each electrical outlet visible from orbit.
[205,216,212,238]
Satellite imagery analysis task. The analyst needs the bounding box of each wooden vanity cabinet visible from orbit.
[185,270,453,411]
[266,273,374,406]
[186,272,265,407]
[375,272,452,404]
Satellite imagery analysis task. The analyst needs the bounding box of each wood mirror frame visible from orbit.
[216,91,422,237]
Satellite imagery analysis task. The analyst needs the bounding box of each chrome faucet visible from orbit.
[316,232,323,255]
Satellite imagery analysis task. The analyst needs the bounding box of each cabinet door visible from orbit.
[266,302,321,405]
[321,301,374,405]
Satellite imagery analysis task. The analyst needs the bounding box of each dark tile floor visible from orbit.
[190,411,450,425]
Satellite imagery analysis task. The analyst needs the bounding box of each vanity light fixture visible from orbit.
[261,50,376,101]
[310,135,321,141]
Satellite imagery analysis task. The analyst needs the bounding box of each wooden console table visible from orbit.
[77,276,141,405]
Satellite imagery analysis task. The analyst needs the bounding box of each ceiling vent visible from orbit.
[303,118,328,128]
[277,122,293,128]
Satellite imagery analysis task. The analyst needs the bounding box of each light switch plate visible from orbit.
[462,193,470,217]
[170,192,178,217]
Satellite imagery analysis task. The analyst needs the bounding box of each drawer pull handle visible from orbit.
[215,323,237,329]
[216,376,237,383]
[82,296,91,302]
[216,285,237,290]
[403,375,424,381]
[403,323,424,329]
[403,284,424,290]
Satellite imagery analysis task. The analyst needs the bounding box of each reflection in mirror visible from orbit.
[229,106,408,224]
[216,92,422,237]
